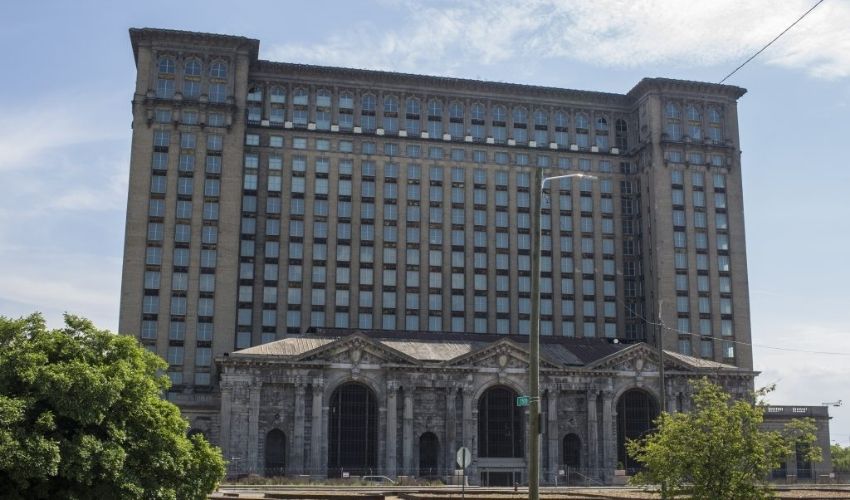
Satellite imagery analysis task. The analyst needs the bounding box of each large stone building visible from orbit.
[120,28,808,484]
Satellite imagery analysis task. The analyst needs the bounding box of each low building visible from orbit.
[211,329,754,485]
[763,405,833,483]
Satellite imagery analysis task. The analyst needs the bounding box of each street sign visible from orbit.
[516,395,530,407]
[456,446,472,468]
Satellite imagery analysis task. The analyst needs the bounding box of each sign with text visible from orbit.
[516,396,530,407]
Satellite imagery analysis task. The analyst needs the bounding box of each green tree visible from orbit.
[0,313,225,500]
[627,378,821,500]
[833,444,850,473]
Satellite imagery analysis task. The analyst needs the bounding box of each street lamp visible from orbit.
[529,171,597,500]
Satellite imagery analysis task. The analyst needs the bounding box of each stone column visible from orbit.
[386,381,398,477]
[292,384,306,474]
[445,387,456,475]
[219,383,232,466]
[547,389,559,484]
[462,387,474,451]
[247,383,261,474]
[402,387,414,475]
[310,382,324,476]
[601,391,614,477]
[587,389,598,475]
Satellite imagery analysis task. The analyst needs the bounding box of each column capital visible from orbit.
[387,380,400,392]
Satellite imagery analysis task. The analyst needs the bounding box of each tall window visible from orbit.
[478,386,524,458]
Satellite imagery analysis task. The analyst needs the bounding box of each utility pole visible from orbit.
[529,171,595,500]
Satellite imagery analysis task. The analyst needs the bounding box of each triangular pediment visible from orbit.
[584,343,663,372]
[585,343,729,373]
[443,339,561,369]
[295,332,417,365]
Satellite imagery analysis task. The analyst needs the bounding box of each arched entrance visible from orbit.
[265,429,287,476]
[478,386,524,487]
[418,432,439,478]
[616,389,659,471]
[328,382,378,477]
[562,433,581,469]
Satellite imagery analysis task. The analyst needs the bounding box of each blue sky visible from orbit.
[1,0,848,443]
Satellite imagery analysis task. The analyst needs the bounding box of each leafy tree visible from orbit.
[627,378,821,500]
[0,313,225,500]
[833,444,850,473]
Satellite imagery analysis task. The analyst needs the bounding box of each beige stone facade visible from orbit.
[120,28,771,483]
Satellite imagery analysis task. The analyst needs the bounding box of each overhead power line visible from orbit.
[719,0,826,84]
[618,299,850,357]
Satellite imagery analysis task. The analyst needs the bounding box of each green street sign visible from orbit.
[516,396,530,407]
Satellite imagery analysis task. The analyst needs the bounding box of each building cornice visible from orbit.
[251,60,633,108]
[628,77,747,100]
[129,27,259,65]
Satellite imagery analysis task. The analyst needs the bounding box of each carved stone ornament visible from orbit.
[498,354,509,368]
[350,348,362,365]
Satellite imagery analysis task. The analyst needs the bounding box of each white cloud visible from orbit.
[264,0,850,80]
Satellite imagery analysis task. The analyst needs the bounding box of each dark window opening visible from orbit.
[419,432,440,478]
[328,382,378,477]
[478,386,524,458]
[265,429,286,476]
[562,433,581,469]
[616,389,659,472]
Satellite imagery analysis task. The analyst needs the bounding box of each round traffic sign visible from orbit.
[456,446,472,468]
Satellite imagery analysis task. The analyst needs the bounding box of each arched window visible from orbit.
[182,60,201,98]
[384,96,398,113]
[418,432,440,478]
[361,94,377,132]
[492,105,507,122]
[339,91,354,130]
[513,107,528,144]
[665,102,682,140]
[615,119,628,150]
[478,386,523,458]
[471,103,486,141]
[534,110,548,127]
[562,433,581,469]
[406,97,420,115]
[665,102,681,119]
[448,102,464,139]
[595,116,609,150]
[158,57,175,74]
[707,106,722,142]
[265,429,287,476]
[686,104,702,140]
[339,91,354,109]
[316,89,332,108]
[405,98,421,135]
[427,99,443,137]
[427,99,442,118]
[247,86,263,102]
[575,113,589,148]
[316,90,332,130]
[554,111,569,146]
[293,88,308,127]
[328,382,378,477]
[708,106,721,123]
[616,389,659,471]
[532,109,548,145]
[209,61,227,79]
[471,103,486,121]
[270,86,286,104]
[492,105,507,143]
[293,88,308,106]
[184,58,201,76]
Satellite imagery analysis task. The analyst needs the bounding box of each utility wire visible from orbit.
[618,298,850,357]
[719,0,826,84]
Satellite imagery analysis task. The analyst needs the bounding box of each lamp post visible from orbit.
[529,170,596,500]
